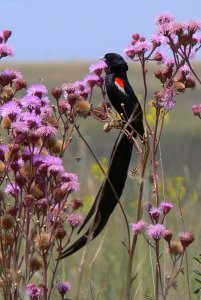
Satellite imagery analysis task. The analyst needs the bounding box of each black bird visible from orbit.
[59,53,144,258]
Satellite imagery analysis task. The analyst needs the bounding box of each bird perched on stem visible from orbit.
[59,53,144,259]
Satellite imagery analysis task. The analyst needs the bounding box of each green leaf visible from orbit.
[194,288,201,294]
[193,257,201,264]
[195,278,201,284]
[193,270,201,277]
[145,295,154,300]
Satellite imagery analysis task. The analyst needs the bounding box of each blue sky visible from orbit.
[1,0,201,61]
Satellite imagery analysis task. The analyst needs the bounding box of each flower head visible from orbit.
[0,43,14,58]
[130,220,147,234]
[159,201,173,214]
[67,213,83,228]
[149,207,161,222]
[179,232,194,248]
[26,283,41,299]
[55,281,71,296]
[0,100,21,121]
[89,60,108,76]
[21,95,41,110]
[147,224,166,240]
[27,84,48,97]
[192,104,201,116]
[84,73,103,87]
[155,12,174,25]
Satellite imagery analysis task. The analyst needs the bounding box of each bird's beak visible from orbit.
[99,55,105,61]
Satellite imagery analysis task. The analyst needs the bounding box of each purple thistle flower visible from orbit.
[0,43,14,58]
[192,104,201,116]
[58,99,71,113]
[130,220,147,234]
[67,213,83,228]
[39,107,52,119]
[133,41,152,55]
[36,125,57,137]
[26,283,41,299]
[150,34,167,46]
[0,69,22,86]
[159,202,173,215]
[84,73,103,88]
[89,60,108,76]
[187,21,201,33]
[11,120,30,135]
[155,88,177,109]
[62,81,76,94]
[20,112,42,128]
[61,172,80,191]
[48,163,65,176]
[55,281,71,296]
[5,182,20,197]
[123,45,135,59]
[27,84,48,97]
[61,180,80,193]
[149,207,162,222]
[21,95,41,110]
[155,12,174,25]
[147,224,166,240]
[0,100,21,121]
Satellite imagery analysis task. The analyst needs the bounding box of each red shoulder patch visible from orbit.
[114,77,124,88]
[114,77,125,94]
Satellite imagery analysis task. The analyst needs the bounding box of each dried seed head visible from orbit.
[30,183,43,199]
[29,257,42,272]
[175,81,185,92]
[1,231,14,245]
[51,139,63,154]
[0,214,15,230]
[30,227,37,241]
[54,188,66,202]
[1,116,12,129]
[0,161,5,173]
[75,98,91,117]
[168,240,183,256]
[0,86,14,102]
[35,232,51,249]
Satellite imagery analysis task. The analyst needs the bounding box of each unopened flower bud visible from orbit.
[15,78,27,91]
[68,94,78,106]
[163,229,173,242]
[51,87,62,100]
[71,198,83,210]
[55,227,66,240]
[179,232,194,248]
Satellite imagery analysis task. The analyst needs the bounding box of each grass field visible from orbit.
[1,60,201,299]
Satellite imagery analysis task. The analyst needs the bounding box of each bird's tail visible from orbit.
[59,117,141,259]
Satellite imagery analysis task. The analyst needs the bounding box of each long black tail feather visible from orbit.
[59,113,143,259]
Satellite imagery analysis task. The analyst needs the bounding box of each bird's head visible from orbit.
[101,53,128,73]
